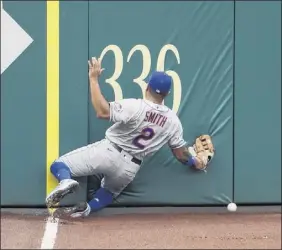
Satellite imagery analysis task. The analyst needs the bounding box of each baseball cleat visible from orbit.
[46,179,79,208]
[52,202,90,219]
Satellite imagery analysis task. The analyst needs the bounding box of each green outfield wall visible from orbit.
[1,1,281,207]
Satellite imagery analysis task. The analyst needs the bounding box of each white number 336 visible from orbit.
[99,44,182,114]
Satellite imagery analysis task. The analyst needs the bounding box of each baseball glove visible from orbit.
[193,135,215,171]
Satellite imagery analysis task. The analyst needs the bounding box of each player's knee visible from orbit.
[50,161,69,173]
[50,161,72,181]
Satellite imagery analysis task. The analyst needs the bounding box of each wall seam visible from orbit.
[86,0,90,197]
[232,0,236,202]
[87,0,90,143]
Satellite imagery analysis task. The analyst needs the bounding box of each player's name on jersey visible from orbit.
[144,111,167,127]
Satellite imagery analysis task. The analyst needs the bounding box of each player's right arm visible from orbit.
[171,146,204,169]
[169,121,204,170]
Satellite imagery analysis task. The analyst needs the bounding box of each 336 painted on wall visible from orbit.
[98,44,182,114]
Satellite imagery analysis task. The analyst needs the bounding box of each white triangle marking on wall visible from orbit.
[1,1,34,74]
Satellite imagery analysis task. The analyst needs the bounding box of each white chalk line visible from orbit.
[40,216,59,249]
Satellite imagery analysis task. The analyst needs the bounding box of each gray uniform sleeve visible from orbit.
[168,121,186,149]
[109,99,139,123]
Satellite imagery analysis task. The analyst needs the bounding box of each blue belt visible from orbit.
[111,143,142,165]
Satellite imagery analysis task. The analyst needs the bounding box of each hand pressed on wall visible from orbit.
[88,57,105,80]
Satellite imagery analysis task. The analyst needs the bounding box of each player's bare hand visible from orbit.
[88,57,104,80]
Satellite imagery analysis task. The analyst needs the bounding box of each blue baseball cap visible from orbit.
[148,71,172,95]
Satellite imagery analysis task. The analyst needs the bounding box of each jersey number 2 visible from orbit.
[133,128,155,149]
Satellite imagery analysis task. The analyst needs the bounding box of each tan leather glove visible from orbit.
[193,135,215,171]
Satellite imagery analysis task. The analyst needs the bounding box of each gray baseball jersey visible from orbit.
[56,98,186,197]
[106,98,186,160]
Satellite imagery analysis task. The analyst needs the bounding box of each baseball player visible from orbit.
[46,57,215,218]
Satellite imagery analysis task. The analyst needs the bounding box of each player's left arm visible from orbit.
[109,99,139,124]
[88,57,138,122]
[88,57,110,119]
